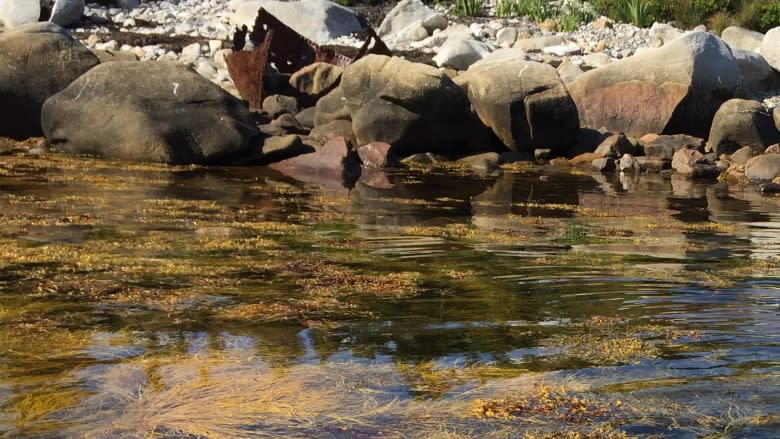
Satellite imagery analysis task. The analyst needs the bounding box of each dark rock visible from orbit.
[457,152,501,172]
[313,85,351,127]
[0,22,99,139]
[592,157,615,172]
[759,182,780,193]
[309,119,355,146]
[42,61,260,164]
[618,153,640,172]
[594,133,635,158]
[261,134,312,164]
[636,156,670,173]
[289,62,343,105]
[262,94,299,118]
[643,134,705,160]
[745,154,780,182]
[707,99,780,156]
[534,148,554,162]
[270,113,307,134]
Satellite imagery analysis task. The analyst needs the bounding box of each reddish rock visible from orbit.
[268,136,360,194]
[356,141,398,168]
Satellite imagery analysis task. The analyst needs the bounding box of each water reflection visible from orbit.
[1,154,779,437]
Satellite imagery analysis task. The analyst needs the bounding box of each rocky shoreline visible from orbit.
[2,0,780,193]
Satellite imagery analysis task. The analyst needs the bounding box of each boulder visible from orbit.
[229,0,362,44]
[313,85,351,127]
[671,148,705,174]
[707,99,780,156]
[732,49,780,98]
[730,145,754,164]
[378,0,437,38]
[0,22,99,139]
[722,26,764,52]
[260,134,311,164]
[289,62,343,100]
[432,32,493,70]
[594,133,635,158]
[0,0,39,29]
[568,32,742,139]
[455,54,579,153]
[556,59,583,83]
[49,0,84,27]
[649,22,684,47]
[496,27,518,47]
[42,61,261,164]
[338,54,483,157]
[761,27,780,72]
[262,94,298,118]
[745,153,780,182]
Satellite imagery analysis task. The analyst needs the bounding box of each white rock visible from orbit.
[760,27,780,72]
[469,22,485,38]
[208,39,223,55]
[231,0,362,44]
[49,0,84,27]
[181,42,202,62]
[0,0,40,29]
[542,43,581,57]
[95,40,118,51]
[582,52,611,68]
[388,21,429,45]
[495,27,517,48]
[213,48,232,69]
[378,0,436,37]
[433,33,493,70]
[722,26,764,52]
[514,35,564,52]
[195,59,218,78]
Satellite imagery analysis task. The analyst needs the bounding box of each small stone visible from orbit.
[496,27,518,48]
[181,42,201,61]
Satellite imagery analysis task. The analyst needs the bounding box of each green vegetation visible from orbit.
[453,0,484,17]
[590,0,780,30]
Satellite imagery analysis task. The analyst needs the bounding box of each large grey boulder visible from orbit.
[722,26,764,52]
[42,62,261,164]
[707,99,780,156]
[568,32,742,139]
[229,0,362,44]
[0,22,99,139]
[49,0,84,27]
[337,54,484,157]
[0,0,39,29]
[455,52,579,153]
[761,27,780,72]
[732,49,780,98]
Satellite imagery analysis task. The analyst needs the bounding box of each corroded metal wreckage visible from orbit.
[226,8,390,110]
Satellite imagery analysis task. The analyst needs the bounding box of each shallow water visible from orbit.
[0,153,778,438]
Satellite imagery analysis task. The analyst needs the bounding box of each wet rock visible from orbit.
[618,153,640,172]
[457,152,501,172]
[672,148,705,174]
[340,55,482,157]
[269,113,306,135]
[759,182,780,193]
[42,61,261,164]
[760,27,780,72]
[455,52,579,153]
[592,157,615,172]
[229,0,363,44]
[0,0,39,28]
[635,156,670,173]
[262,94,299,118]
[594,133,635,158]
[745,153,780,182]
[707,99,780,156]
[49,0,84,27]
[309,119,355,146]
[268,136,360,192]
[642,134,705,160]
[261,134,311,164]
[0,22,99,139]
[432,32,493,70]
[357,141,399,168]
[568,32,742,139]
[722,26,764,52]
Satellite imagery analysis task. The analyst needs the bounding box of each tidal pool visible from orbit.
[0,152,778,438]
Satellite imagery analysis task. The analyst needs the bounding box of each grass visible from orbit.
[624,0,652,27]
[453,0,484,17]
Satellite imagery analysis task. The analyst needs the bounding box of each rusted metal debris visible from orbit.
[226,8,390,111]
